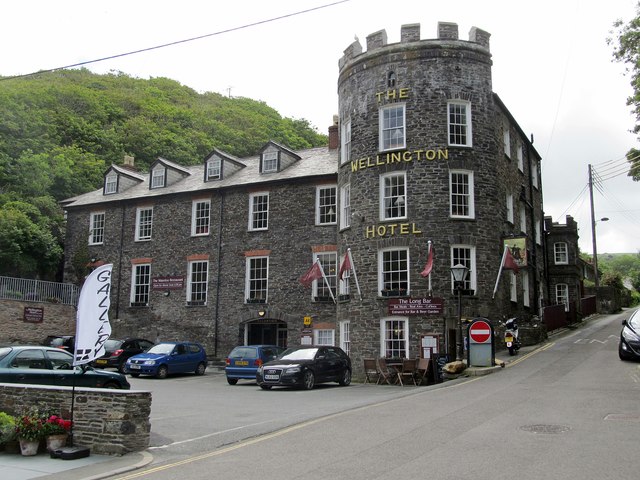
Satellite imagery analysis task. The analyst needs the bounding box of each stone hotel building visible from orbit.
[61,22,545,375]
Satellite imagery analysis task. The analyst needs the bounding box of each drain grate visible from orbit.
[520,424,571,434]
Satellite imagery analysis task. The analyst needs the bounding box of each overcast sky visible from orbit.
[2,0,639,254]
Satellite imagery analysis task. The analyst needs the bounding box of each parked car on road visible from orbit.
[225,345,285,385]
[0,346,130,389]
[256,346,351,390]
[42,335,75,352]
[92,338,155,373]
[125,341,207,378]
[619,309,640,361]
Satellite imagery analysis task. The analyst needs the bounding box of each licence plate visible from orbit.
[265,374,279,380]
[129,364,141,370]
[235,360,249,366]
[95,359,107,365]
[505,336,514,342]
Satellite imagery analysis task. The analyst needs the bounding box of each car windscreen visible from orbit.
[0,347,12,360]
[229,347,257,358]
[279,348,319,361]
[103,339,123,350]
[629,311,640,330]
[146,344,175,354]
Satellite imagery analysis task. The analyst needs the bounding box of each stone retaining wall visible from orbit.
[0,383,150,455]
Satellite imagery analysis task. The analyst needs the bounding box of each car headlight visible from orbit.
[286,366,301,374]
[143,360,156,365]
[622,327,640,342]
[256,366,263,374]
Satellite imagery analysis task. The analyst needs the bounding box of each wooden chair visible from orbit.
[397,358,417,386]
[415,357,431,385]
[376,357,395,385]
[363,358,379,384]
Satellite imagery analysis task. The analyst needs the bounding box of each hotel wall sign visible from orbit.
[24,306,44,323]
[388,297,444,316]
[152,276,185,290]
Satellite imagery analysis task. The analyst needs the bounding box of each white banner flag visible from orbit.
[73,263,113,366]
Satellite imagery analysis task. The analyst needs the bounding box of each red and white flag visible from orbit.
[299,260,323,287]
[339,252,351,280]
[420,243,434,277]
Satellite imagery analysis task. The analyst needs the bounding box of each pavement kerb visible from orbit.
[43,451,153,480]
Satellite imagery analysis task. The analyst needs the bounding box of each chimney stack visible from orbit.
[328,115,339,150]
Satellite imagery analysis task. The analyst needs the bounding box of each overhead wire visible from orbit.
[0,0,352,82]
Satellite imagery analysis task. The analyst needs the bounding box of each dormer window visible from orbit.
[151,167,166,189]
[207,157,221,180]
[262,152,278,173]
[105,173,117,194]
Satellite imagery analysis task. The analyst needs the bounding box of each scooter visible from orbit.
[504,317,521,356]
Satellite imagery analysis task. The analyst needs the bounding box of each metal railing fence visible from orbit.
[0,276,79,306]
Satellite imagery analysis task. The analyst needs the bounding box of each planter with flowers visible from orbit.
[15,413,45,456]
[0,412,17,452]
[42,415,72,451]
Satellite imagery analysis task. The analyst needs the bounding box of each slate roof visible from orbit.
[61,146,338,209]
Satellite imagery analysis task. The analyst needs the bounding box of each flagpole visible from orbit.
[317,259,337,304]
[492,245,508,299]
[347,248,362,301]
[427,241,432,296]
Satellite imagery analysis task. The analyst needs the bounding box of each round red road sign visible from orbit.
[469,320,491,343]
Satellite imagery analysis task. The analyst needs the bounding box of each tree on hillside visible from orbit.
[609,4,640,181]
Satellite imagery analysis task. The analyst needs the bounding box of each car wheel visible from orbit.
[260,384,272,390]
[103,382,120,389]
[227,377,238,385]
[302,370,315,390]
[130,373,140,378]
[117,361,127,374]
[195,362,206,376]
[338,368,352,386]
[156,365,169,379]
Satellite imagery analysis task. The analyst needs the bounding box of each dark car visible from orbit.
[125,341,208,378]
[42,335,75,352]
[92,338,155,373]
[619,309,640,361]
[225,345,285,385]
[0,346,130,389]
[256,346,352,390]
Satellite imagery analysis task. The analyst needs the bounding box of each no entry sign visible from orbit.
[469,320,492,344]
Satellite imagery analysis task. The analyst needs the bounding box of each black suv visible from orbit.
[92,338,155,373]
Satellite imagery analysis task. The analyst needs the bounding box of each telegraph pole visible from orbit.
[588,164,599,288]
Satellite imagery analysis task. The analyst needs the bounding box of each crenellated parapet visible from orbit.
[339,21,491,70]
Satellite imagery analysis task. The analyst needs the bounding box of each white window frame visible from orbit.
[506,193,514,223]
[447,100,472,147]
[245,256,269,303]
[340,184,351,230]
[450,245,476,293]
[380,317,409,358]
[519,204,527,233]
[532,160,539,189]
[316,185,337,225]
[554,242,568,265]
[509,271,517,302]
[191,200,211,236]
[341,119,351,165]
[555,283,569,312]
[378,247,410,296]
[380,171,407,221]
[130,263,151,306]
[135,207,153,241]
[517,142,524,172]
[151,167,165,189]
[104,173,117,194]
[206,157,221,180]
[503,124,511,158]
[314,329,335,346]
[523,272,530,307]
[313,251,337,300]
[379,104,406,151]
[249,192,269,231]
[89,211,105,245]
[339,252,351,297]
[262,151,278,173]
[449,170,475,219]
[340,320,351,356]
[187,260,208,305]
[535,219,542,245]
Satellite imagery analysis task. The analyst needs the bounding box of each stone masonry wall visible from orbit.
[0,383,151,455]
[0,300,76,345]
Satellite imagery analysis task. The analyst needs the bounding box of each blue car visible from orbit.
[125,341,207,378]
[225,345,285,385]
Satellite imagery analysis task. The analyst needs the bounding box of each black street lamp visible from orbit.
[451,263,470,362]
